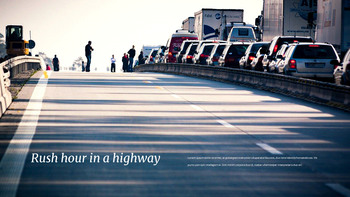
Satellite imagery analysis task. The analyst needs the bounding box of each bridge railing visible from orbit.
[135,63,350,111]
[0,56,44,117]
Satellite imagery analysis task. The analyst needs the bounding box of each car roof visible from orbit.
[289,42,333,46]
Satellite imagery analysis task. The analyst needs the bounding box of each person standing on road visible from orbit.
[111,55,116,72]
[128,45,136,72]
[122,53,128,72]
[138,51,145,65]
[85,41,94,72]
[52,55,59,71]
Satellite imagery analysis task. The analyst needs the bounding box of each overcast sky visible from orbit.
[0,0,263,71]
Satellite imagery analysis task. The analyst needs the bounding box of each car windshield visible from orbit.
[292,45,337,59]
[214,45,226,56]
[180,42,192,54]
[188,44,198,55]
[251,43,269,53]
[227,45,248,56]
[151,50,158,56]
[203,45,215,55]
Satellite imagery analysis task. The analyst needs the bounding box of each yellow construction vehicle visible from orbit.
[6,25,29,57]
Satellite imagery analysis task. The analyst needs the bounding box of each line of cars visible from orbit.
[143,28,349,85]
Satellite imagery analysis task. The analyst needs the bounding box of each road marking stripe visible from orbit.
[0,72,50,197]
[190,104,204,111]
[171,94,181,99]
[143,81,152,84]
[256,143,283,155]
[216,120,234,128]
[326,183,350,197]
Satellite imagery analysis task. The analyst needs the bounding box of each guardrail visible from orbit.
[0,56,44,118]
[135,63,350,111]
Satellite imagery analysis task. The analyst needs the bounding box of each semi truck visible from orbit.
[194,8,244,40]
[262,0,317,41]
[315,0,350,57]
[182,17,195,33]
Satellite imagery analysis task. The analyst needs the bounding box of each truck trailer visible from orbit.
[262,0,317,41]
[182,17,195,33]
[316,0,350,57]
[194,8,244,40]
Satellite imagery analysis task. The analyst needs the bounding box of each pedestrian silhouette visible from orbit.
[128,45,136,72]
[52,55,59,71]
[122,53,128,72]
[85,41,94,72]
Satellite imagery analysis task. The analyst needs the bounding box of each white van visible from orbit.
[227,26,256,42]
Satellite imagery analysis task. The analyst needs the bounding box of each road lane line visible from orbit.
[216,120,234,128]
[171,94,181,99]
[143,81,152,84]
[256,143,283,155]
[0,72,50,197]
[190,104,204,111]
[326,183,350,197]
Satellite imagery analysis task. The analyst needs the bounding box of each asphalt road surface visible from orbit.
[1,71,350,197]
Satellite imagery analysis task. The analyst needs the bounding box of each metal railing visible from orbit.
[135,63,350,111]
[0,56,44,117]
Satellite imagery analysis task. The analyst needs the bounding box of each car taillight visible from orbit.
[309,45,320,47]
[212,56,219,62]
[249,56,255,61]
[200,54,209,58]
[274,45,278,53]
[169,52,172,56]
[150,56,153,61]
[289,59,296,69]
[187,55,194,59]
[258,56,264,62]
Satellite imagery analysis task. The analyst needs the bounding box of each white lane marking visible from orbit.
[216,120,234,128]
[190,104,204,111]
[326,183,350,197]
[256,143,283,155]
[171,94,181,99]
[0,72,50,197]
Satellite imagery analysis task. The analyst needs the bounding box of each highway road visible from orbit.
[1,71,350,197]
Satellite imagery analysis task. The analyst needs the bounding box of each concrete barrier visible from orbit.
[0,56,44,118]
[135,63,350,111]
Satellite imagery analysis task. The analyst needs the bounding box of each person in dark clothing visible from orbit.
[122,53,128,72]
[85,41,94,72]
[138,51,145,65]
[52,55,59,71]
[127,45,136,72]
[82,61,85,72]
[111,55,116,72]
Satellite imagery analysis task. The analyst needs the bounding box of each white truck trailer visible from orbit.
[262,0,317,41]
[194,8,244,40]
[316,0,350,57]
[182,17,195,33]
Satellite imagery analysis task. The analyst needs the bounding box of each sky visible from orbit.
[0,0,263,71]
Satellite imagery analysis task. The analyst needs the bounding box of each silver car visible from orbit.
[334,48,350,85]
[277,43,340,79]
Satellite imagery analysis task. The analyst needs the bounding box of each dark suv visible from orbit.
[262,36,313,69]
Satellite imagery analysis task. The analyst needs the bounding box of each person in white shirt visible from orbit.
[111,55,116,72]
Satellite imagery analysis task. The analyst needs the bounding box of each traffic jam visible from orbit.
[142,3,350,85]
